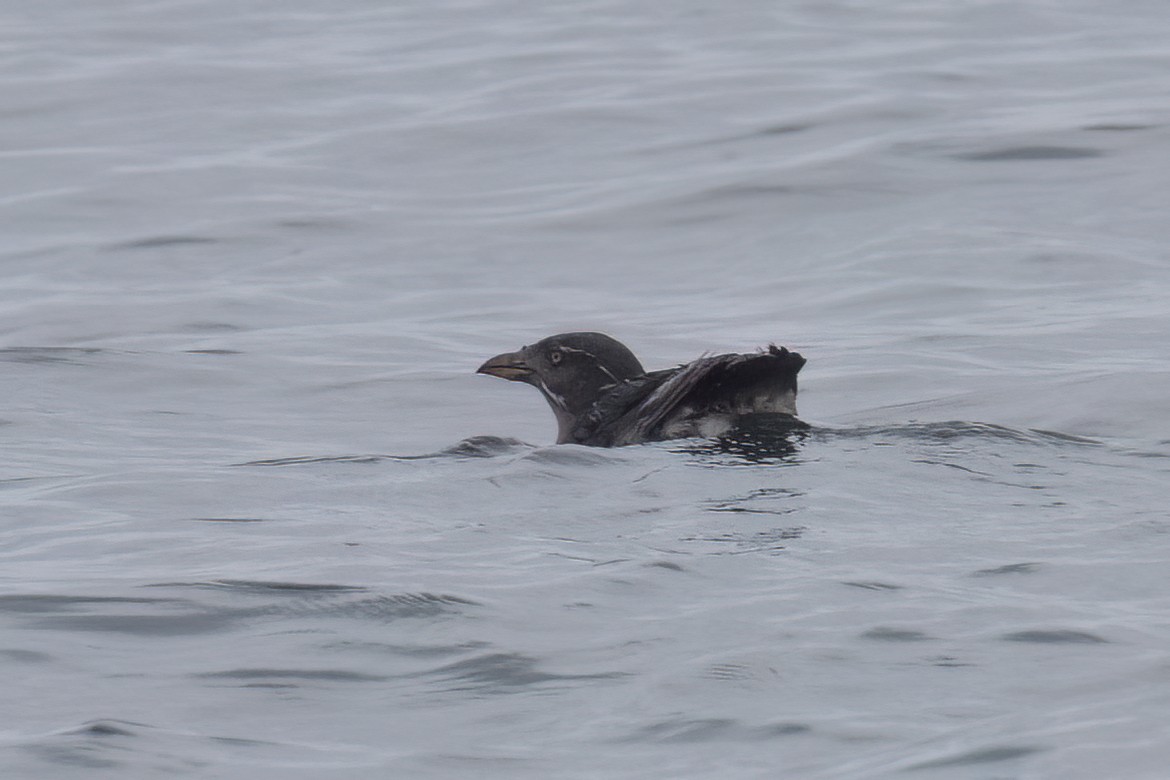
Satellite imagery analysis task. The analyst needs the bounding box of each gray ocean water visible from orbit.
[4,1,1170,777]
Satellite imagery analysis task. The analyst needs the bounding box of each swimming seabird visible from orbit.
[477,332,806,446]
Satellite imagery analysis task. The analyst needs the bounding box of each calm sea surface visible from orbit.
[3,1,1170,777]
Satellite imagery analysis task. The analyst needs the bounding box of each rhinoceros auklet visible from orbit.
[477,332,806,446]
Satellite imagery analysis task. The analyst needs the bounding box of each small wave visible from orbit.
[196,668,388,683]
[0,649,53,663]
[1001,629,1109,644]
[518,445,626,467]
[233,454,387,466]
[972,562,1042,577]
[421,652,625,694]
[842,581,903,591]
[0,347,106,365]
[821,420,1099,447]
[861,627,934,642]
[28,611,240,636]
[178,579,369,593]
[15,717,380,772]
[276,593,479,621]
[907,745,1046,771]
[65,720,145,737]
[234,436,532,467]
[679,526,803,555]
[107,235,219,250]
[433,435,531,458]
[149,582,479,616]
[8,584,477,638]
[0,594,180,614]
[954,145,1103,161]
[623,717,811,744]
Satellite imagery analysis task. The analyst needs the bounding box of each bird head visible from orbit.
[477,332,645,442]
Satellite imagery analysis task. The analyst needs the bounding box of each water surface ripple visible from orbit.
[3,1,1170,778]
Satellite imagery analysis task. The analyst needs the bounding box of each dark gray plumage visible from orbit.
[477,332,806,447]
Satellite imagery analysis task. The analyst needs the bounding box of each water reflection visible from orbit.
[674,414,810,464]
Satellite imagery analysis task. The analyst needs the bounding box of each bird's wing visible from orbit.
[595,345,806,445]
[569,369,677,446]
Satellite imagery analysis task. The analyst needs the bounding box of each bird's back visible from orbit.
[570,345,805,446]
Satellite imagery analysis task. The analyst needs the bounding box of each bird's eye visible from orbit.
[549,350,563,365]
